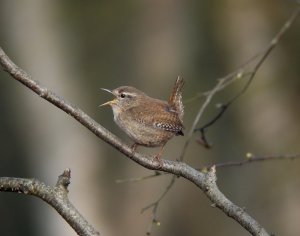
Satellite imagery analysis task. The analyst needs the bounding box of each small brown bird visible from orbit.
[100,77,184,163]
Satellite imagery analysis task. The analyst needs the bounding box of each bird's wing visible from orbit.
[128,101,184,135]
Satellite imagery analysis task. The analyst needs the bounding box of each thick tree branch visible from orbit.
[0,47,270,235]
[118,153,300,181]
[0,169,100,236]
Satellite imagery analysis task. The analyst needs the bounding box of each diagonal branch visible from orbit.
[0,47,270,235]
[0,169,100,236]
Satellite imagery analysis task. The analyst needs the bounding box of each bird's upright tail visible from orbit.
[168,76,184,123]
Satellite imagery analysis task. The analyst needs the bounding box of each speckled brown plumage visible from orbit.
[100,77,184,163]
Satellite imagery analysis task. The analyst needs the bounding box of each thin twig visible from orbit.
[141,175,177,235]
[210,153,300,169]
[115,171,162,183]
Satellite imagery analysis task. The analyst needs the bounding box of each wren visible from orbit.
[100,77,184,163]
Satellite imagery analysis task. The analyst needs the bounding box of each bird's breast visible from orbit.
[114,111,175,147]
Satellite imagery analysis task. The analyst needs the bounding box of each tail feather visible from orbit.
[168,76,184,122]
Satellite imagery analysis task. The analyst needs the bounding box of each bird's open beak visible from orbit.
[99,88,117,107]
[99,99,118,107]
[100,88,113,95]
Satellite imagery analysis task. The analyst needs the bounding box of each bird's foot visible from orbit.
[130,143,138,157]
[152,152,163,168]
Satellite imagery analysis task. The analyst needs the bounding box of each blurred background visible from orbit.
[0,1,300,235]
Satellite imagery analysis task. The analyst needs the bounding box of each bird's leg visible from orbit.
[153,144,165,166]
[130,143,138,156]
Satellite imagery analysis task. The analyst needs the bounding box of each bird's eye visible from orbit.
[120,93,126,98]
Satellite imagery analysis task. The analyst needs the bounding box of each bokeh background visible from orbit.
[0,1,300,236]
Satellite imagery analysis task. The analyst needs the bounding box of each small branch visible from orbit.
[210,153,300,169]
[115,171,162,184]
[141,175,177,235]
[223,5,300,105]
[0,169,100,236]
